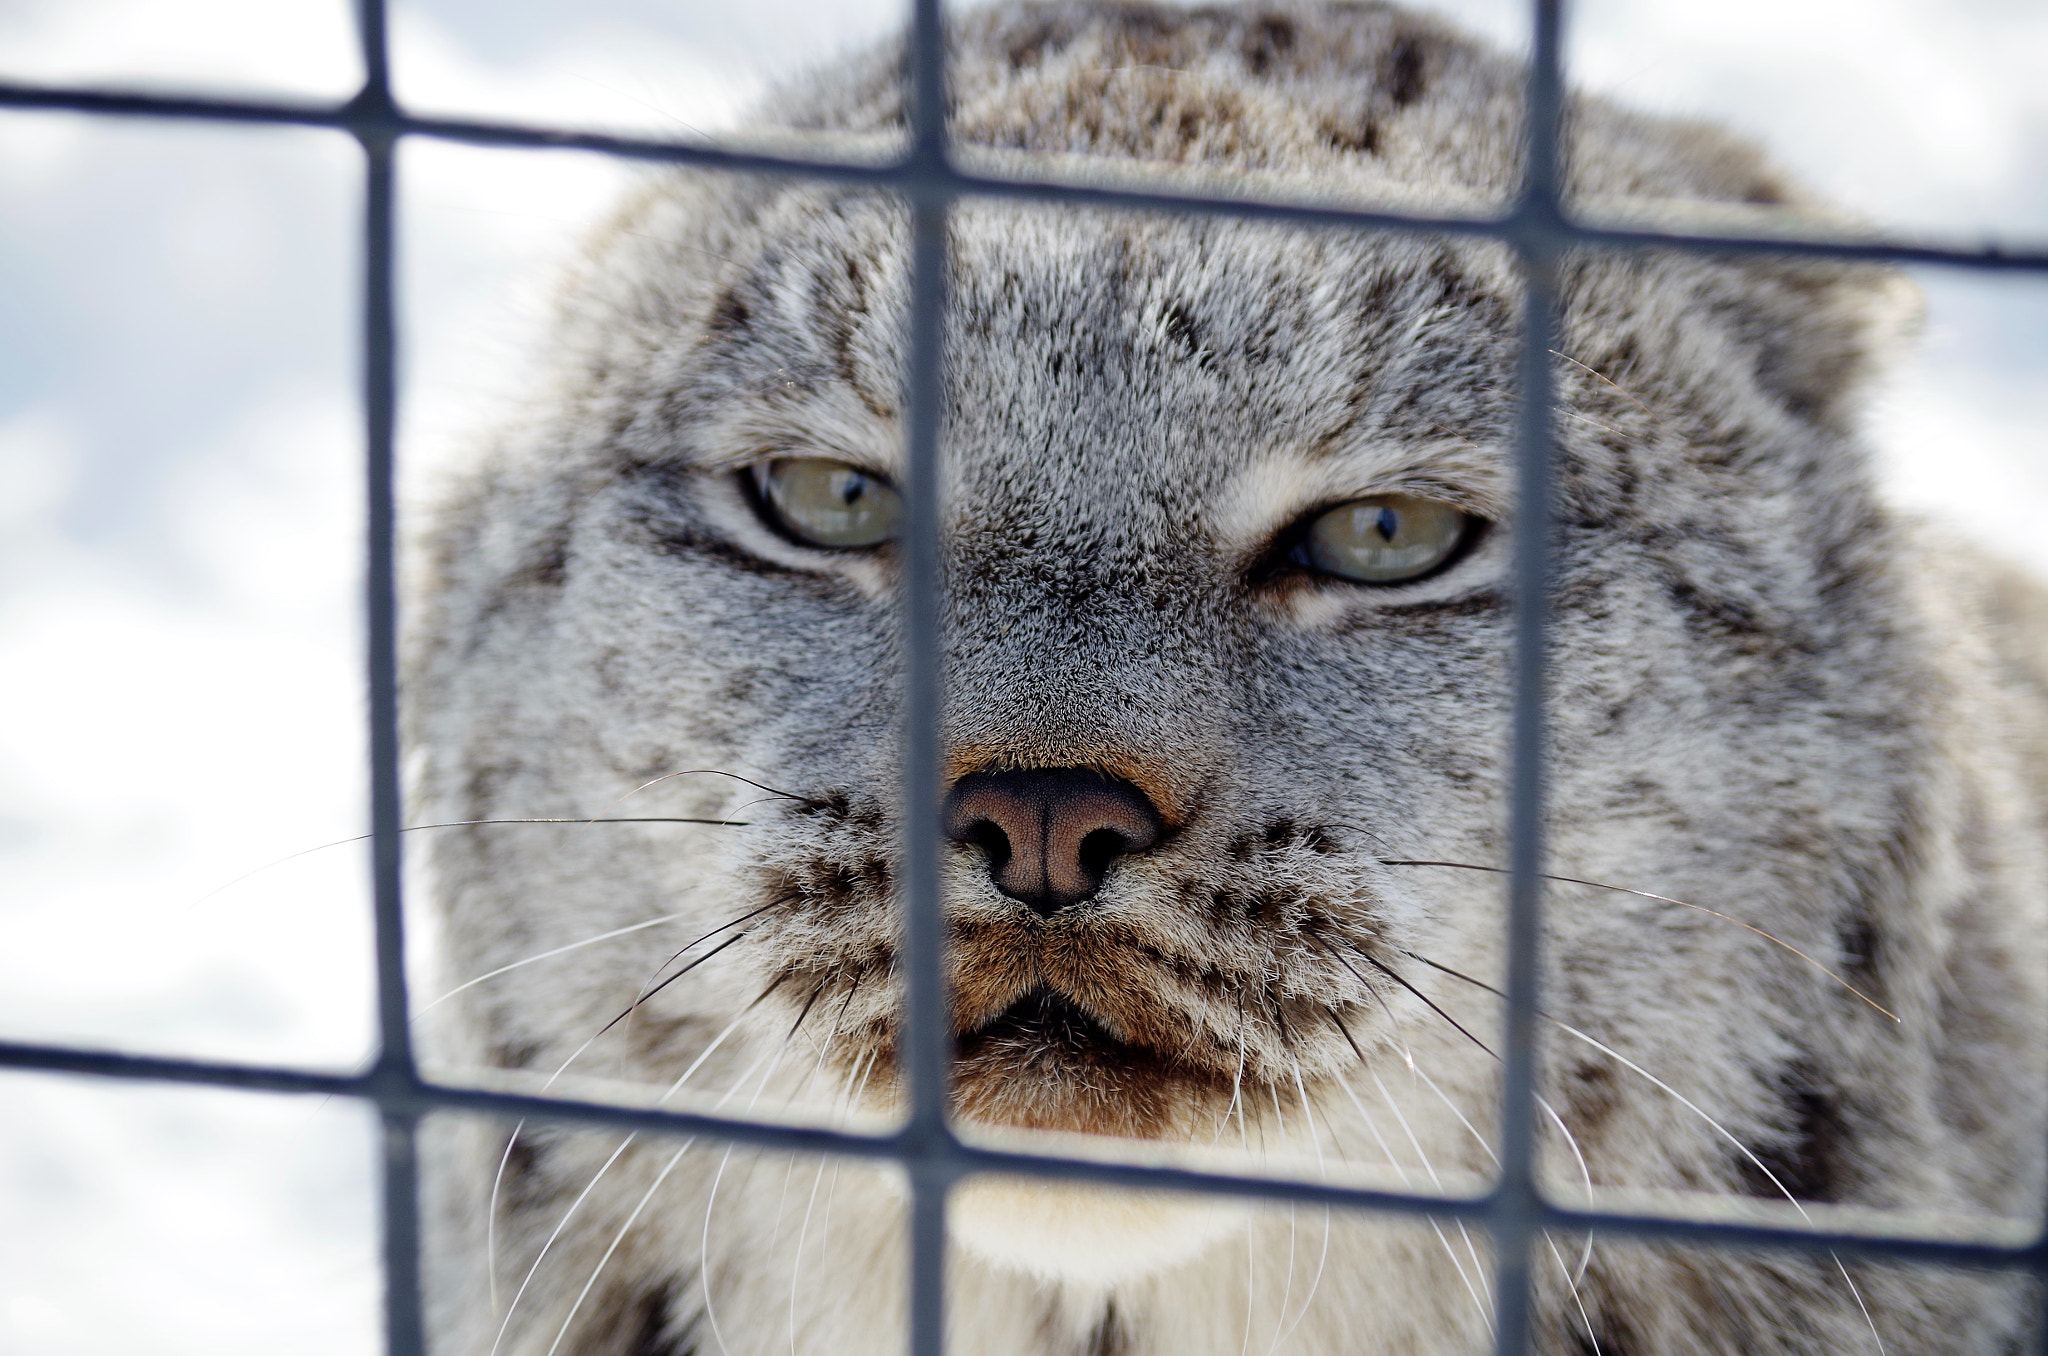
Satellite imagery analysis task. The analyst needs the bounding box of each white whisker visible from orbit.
[1430,973,1886,1356]
[418,912,689,1017]
[1406,1064,1601,1352]
[542,1137,695,1356]
[504,1037,775,1356]
[1218,1000,1251,1147]
[486,1119,523,1316]
[701,1029,801,1356]
[1324,1033,1490,1336]
[1550,1233,1604,1356]
[489,1133,638,1356]
[812,1047,881,1267]
[1270,1203,1297,1356]
[1369,1067,1494,1331]
[1837,1257,1888,1356]
[787,1156,832,1356]
[1238,1215,1257,1356]
[1269,1058,1332,1354]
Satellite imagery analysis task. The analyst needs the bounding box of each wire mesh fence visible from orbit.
[2,1,2047,1354]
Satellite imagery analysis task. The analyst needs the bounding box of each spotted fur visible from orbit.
[409,4,2048,1353]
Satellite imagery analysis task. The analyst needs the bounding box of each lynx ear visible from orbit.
[1732,255,1923,434]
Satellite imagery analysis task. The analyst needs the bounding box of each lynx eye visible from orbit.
[752,457,902,549]
[1292,493,1472,584]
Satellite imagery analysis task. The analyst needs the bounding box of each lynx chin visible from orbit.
[406,3,2048,1353]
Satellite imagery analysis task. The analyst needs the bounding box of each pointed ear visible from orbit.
[1731,256,1922,434]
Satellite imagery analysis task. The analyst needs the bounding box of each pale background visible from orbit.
[0,0,2042,1351]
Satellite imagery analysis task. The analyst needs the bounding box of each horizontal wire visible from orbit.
[0,1034,2041,1269]
[0,78,2041,271]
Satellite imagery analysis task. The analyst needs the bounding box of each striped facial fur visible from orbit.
[408,4,2048,1354]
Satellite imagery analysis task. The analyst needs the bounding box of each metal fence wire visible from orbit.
[4,1,2048,1354]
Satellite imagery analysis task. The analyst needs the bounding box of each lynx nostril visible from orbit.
[962,817,1013,873]
[943,767,1164,916]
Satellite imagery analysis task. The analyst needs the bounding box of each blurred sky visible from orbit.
[0,0,2043,1351]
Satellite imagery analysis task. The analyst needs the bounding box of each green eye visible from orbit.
[1291,493,1472,584]
[753,457,902,549]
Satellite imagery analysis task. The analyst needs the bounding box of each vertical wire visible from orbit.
[354,0,424,1351]
[1493,0,1565,1353]
[901,2,954,1356]
[356,0,409,1086]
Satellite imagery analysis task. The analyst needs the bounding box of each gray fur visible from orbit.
[407,4,2048,1352]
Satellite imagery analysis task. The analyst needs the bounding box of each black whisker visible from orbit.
[1343,942,1497,1061]
[639,895,797,1000]
[614,767,824,809]
[1400,949,1507,1002]
[1377,858,1898,1022]
[1321,1001,1372,1068]
[786,976,831,1041]
[823,970,865,1042]
[591,927,759,1044]
[1305,930,1496,1061]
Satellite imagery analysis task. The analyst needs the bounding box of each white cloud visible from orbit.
[0,0,360,100]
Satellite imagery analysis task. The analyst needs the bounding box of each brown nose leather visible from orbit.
[943,768,1164,916]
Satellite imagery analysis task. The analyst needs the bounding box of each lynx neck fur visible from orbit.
[408,3,2048,1353]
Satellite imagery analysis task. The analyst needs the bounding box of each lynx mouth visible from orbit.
[954,986,1142,1067]
[949,986,1222,1138]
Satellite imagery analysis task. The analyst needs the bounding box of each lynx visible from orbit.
[407,3,2048,1352]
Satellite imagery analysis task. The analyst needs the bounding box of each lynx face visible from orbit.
[411,5,2045,1352]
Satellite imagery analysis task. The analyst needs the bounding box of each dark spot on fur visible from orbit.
[489,1037,545,1072]
[496,1129,557,1213]
[1240,889,1293,926]
[1242,14,1295,75]
[1569,1306,1641,1356]
[1566,1061,1622,1135]
[507,534,569,591]
[1005,19,1067,69]
[501,1131,540,1183]
[712,670,757,709]
[459,761,514,813]
[1158,298,1213,367]
[1740,1065,1847,1203]
[1299,825,1339,854]
[1386,35,1428,106]
[1262,819,1296,847]
[620,1281,693,1356]
[707,285,751,334]
[1083,1299,1128,1356]
[1660,574,1791,660]
[1744,175,1789,206]
[1322,115,1383,155]
[1835,909,1878,980]
[1113,5,1188,57]
[823,252,894,420]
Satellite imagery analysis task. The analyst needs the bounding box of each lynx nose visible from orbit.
[943,768,1164,916]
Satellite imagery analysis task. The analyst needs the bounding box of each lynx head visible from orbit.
[411,0,1942,1289]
